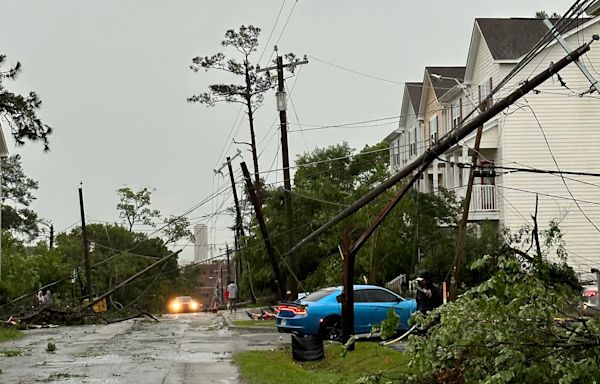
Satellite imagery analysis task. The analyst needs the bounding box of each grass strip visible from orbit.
[0,328,22,343]
[235,341,410,384]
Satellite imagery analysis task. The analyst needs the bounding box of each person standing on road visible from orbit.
[415,270,443,314]
[211,285,220,312]
[226,281,238,312]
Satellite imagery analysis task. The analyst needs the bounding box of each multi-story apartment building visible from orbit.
[385,11,600,274]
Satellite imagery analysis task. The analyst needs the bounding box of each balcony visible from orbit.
[465,184,499,221]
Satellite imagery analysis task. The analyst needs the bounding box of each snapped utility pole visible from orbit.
[449,123,483,301]
[240,161,286,300]
[285,41,595,344]
[216,151,246,283]
[78,184,93,299]
[257,49,308,299]
[287,40,594,258]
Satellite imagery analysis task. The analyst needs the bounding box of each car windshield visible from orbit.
[177,296,192,303]
[301,289,335,302]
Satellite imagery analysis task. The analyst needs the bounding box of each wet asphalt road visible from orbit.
[0,312,287,383]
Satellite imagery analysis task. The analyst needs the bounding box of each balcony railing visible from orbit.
[469,184,497,212]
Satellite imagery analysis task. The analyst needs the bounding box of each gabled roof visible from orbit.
[425,66,465,99]
[476,18,592,60]
[405,82,423,114]
[465,17,596,81]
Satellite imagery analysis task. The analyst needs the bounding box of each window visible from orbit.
[451,100,462,129]
[354,290,370,303]
[363,289,401,303]
[429,115,438,144]
[409,129,417,157]
[478,77,493,107]
[302,289,335,302]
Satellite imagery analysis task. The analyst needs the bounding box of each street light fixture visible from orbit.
[430,73,477,108]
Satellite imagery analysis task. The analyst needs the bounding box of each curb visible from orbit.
[217,311,279,334]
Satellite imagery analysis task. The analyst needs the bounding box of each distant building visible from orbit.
[194,224,209,263]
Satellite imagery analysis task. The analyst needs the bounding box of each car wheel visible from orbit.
[321,317,342,341]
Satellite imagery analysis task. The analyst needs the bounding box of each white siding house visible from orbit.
[385,13,600,275]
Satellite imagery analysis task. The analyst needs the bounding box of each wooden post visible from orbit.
[341,229,355,349]
[240,162,286,300]
[78,184,93,299]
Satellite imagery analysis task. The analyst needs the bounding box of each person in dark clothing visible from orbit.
[415,270,443,314]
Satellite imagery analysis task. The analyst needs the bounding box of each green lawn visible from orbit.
[232,319,276,328]
[235,342,410,384]
[0,328,22,343]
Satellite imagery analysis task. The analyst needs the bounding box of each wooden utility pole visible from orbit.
[226,243,231,283]
[257,50,308,299]
[78,184,93,299]
[240,161,286,300]
[49,224,54,249]
[227,156,246,237]
[449,124,483,301]
[287,41,593,257]
[341,230,355,348]
[216,151,246,283]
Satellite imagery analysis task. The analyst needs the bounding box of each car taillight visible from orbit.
[583,290,598,297]
[277,304,307,315]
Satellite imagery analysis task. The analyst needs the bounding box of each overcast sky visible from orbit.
[1,0,572,263]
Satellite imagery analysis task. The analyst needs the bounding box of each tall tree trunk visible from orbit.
[244,60,260,188]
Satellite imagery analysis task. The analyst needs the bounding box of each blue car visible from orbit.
[276,285,416,340]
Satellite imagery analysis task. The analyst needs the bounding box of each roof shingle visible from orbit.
[426,67,466,99]
[405,82,423,113]
[476,18,591,60]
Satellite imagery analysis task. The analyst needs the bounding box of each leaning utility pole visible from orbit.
[287,40,595,345]
[449,123,484,301]
[287,40,594,258]
[85,249,182,310]
[78,184,93,299]
[257,49,308,299]
[240,161,286,300]
[226,243,231,283]
[216,151,246,283]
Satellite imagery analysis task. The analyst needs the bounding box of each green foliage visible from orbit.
[55,223,191,312]
[0,54,52,150]
[405,250,600,383]
[378,309,401,340]
[535,10,561,19]
[188,25,273,107]
[116,187,161,231]
[0,232,69,303]
[238,142,474,300]
[46,342,56,352]
[0,328,22,342]
[1,155,42,241]
[162,215,194,246]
